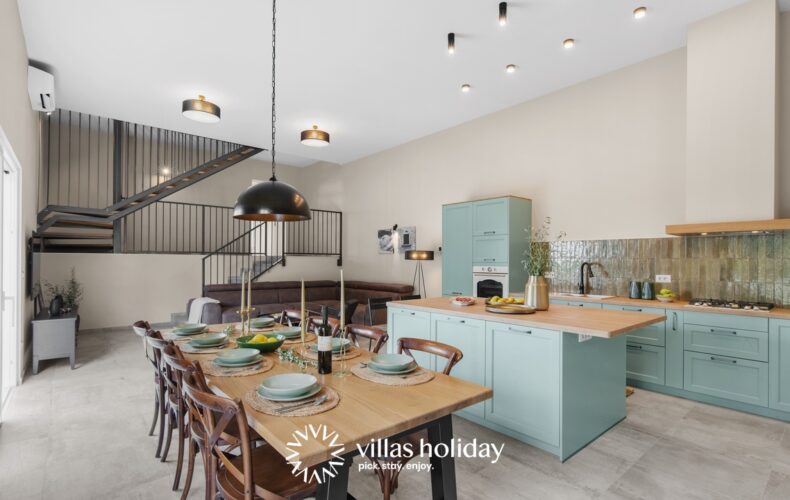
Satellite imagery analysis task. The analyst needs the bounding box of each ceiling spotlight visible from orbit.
[563,38,575,49]
[181,95,221,123]
[300,125,330,147]
[505,64,516,73]
[499,2,508,26]
[633,7,647,19]
[448,32,455,54]
[461,84,471,93]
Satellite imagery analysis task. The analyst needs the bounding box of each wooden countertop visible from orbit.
[388,297,665,338]
[550,294,790,320]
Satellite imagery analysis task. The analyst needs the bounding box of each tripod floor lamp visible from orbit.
[405,250,434,298]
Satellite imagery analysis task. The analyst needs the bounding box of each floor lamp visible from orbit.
[405,250,434,298]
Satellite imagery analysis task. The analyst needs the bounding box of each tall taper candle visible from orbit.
[240,271,246,311]
[340,269,345,329]
[247,271,252,312]
[300,279,306,336]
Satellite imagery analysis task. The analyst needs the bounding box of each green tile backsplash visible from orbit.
[547,233,790,305]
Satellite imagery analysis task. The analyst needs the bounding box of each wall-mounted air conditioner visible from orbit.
[27,66,55,113]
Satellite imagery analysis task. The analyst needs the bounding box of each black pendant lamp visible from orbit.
[234,0,311,222]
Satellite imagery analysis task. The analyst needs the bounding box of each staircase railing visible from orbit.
[201,208,342,289]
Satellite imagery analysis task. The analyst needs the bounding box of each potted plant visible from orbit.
[522,217,565,310]
[44,268,84,314]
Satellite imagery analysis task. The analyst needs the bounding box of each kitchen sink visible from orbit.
[553,293,615,300]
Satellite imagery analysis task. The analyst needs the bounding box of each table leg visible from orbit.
[428,414,457,500]
[315,451,355,500]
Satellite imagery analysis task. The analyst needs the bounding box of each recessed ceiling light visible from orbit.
[448,32,455,54]
[181,95,221,123]
[633,7,647,19]
[461,84,471,93]
[505,64,516,73]
[563,38,575,49]
[300,125,330,147]
[499,2,508,26]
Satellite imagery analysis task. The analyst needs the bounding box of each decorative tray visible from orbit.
[484,303,536,315]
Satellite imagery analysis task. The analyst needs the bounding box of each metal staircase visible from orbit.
[32,109,262,252]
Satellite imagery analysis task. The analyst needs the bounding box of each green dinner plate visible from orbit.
[213,354,263,368]
[368,363,418,375]
[215,348,260,364]
[276,326,302,339]
[173,323,207,334]
[251,316,276,328]
[308,338,351,353]
[259,373,317,397]
[257,383,321,402]
[369,353,414,371]
[190,332,227,346]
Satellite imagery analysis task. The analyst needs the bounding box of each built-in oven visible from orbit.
[472,266,509,298]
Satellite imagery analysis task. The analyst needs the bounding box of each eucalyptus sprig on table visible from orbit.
[522,217,566,277]
[278,348,317,370]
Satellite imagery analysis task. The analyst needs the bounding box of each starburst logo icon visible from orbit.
[285,424,346,484]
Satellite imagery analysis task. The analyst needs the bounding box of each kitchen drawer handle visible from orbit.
[409,312,416,316]
[483,258,495,262]
[672,312,678,331]
[508,327,532,334]
[627,344,643,350]
[458,319,466,324]
[484,231,496,235]
[623,307,643,312]
[710,356,737,364]
[577,304,584,307]
[710,328,737,336]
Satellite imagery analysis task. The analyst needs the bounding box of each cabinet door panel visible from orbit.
[388,308,433,369]
[472,235,508,264]
[486,322,560,446]
[626,344,665,384]
[684,351,768,407]
[665,311,684,389]
[433,314,486,418]
[684,324,768,362]
[473,198,508,236]
[442,203,473,296]
[769,320,790,412]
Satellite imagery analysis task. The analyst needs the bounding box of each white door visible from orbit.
[0,128,22,421]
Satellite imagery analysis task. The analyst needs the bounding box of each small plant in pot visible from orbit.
[44,268,84,315]
[522,217,565,310]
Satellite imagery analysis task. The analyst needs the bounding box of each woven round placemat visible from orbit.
[179,342,235,354]
[282,333,316,345]
[244,386,340,417]
[351,364,434,386]
[299,346,360,361]
[199,357,274,377]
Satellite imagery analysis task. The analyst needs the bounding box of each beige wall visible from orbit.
[780,12,790,218]
[1,0,40,376]
[686,0,778,222]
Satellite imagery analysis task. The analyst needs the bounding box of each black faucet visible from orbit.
[578,262,594,295]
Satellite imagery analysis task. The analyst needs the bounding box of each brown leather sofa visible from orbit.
[187,280,414,325]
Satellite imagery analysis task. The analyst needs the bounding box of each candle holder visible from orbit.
[335,323,351,378]
[236,307,256,336]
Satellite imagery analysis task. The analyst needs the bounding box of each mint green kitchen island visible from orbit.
[387,297,665,461]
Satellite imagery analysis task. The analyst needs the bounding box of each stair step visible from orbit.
[36,230,113,239]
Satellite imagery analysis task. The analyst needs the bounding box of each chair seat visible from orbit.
[216,444,316,499]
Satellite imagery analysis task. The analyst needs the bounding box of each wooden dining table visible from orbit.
[175,323,493,500]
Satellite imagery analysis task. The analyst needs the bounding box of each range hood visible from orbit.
[666,219,790,236]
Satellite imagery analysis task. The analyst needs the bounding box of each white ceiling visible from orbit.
[19,0,754,167]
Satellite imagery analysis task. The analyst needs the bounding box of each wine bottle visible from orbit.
[317,305,332,374]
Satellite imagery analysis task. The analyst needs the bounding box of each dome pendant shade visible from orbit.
[182,95,221,123]
[300,125,330,147]
[233,179,311,221]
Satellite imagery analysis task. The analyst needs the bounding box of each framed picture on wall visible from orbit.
[398,226,416,253]
[377,229,394,254]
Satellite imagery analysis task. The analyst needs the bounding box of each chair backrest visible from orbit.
[327,300,359,325]
[182,370,261,500]
[367,297,393,325]
[144,330,166,370]
[399,294,421,301]
[396,337,463,375]
[307,316,340,337]
[279,309,303,326]
[147,333,176,388]
[344,324,388,353]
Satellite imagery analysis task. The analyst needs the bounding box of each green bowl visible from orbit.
[308,337,351,353]
[173,323,207,335]
[236,334,286,353]
[369,353,414,371]
[190,332,228,346]
[215,348,261,364]
[251,316,276,328]
[277,326,302,339]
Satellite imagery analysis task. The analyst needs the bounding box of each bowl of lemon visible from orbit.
[235,333,286,353]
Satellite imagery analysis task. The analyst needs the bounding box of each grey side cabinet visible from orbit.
[31,310,79,374]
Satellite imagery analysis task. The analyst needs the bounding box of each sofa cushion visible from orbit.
[345,281,413,294]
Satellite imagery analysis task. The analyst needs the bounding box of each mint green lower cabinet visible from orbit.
[558,301,603,309]
[387,307,432,369]
[769,319,790,412]
[665,311,684,389]
[684,351,768,407]
[603,305,665,346]
[485,322,560,447]
[432,314,486,419]
[626,343,665,384]
[684,324,768,362]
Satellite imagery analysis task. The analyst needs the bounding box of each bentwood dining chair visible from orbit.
[279,309,303,327]
[181,371,317,500]
[368,337,464,499]
[147,334,177,461]
[144,330,169,456]
[343,324,389,353]
[366,297,393,326]
[307,315,341,337]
